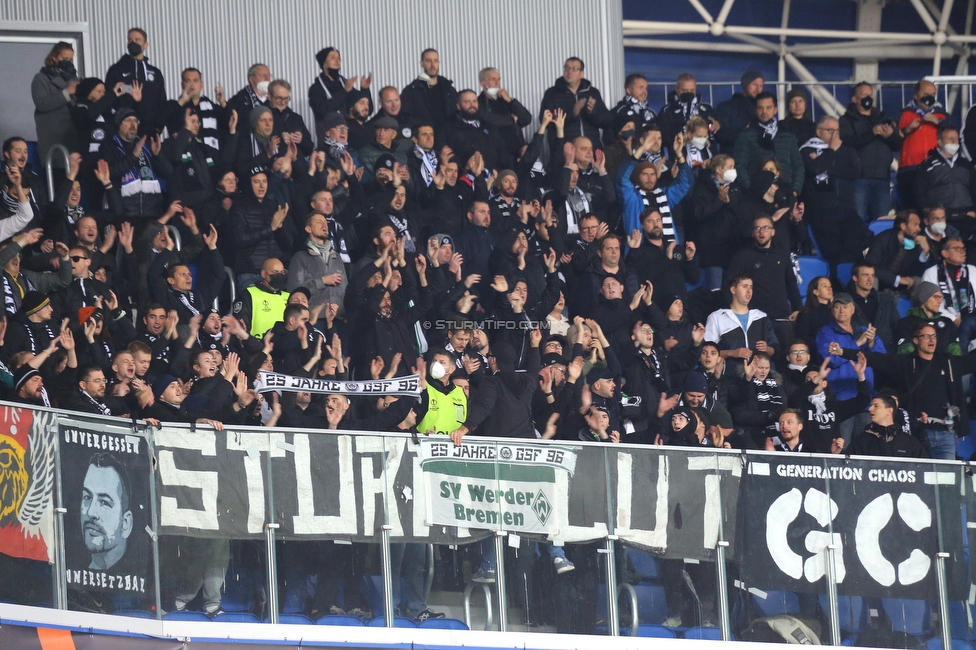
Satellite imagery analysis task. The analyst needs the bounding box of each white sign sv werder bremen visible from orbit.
[419,439,577,534]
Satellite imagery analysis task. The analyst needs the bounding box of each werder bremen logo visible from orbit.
[532,490,552,525]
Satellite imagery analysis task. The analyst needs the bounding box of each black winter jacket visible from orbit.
[538,78,610,145]
[229,193,296,274]
[726,243,802,319]
[838,106,902,179]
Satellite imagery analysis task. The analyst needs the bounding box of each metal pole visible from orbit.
[715,540,732,641]
[380,525,395,627]
[602,536,620,635]
[44,144,69,200]
[493,531,508,631]
[146,428,162,619]
[264,523,279,624]
[936,552,952,650]
[825,545,842,646]
[51,418,67,610]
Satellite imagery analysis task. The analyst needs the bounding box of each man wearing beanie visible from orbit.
[477,67,532,163]
[229,104,281,179]
[97,107,172,221]
[309,47,372,145]
[894,281,961,355]
[6,291,58,356]
[715,69,765,151]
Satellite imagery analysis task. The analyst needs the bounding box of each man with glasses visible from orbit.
[783,341,812,392]
[923,234,976,351]
[830,322,976,459]
[267,80,313,157]
[727,214,802,363]
[894,281,961,355]
[539,57,610,146]
[800,115,866,270]
[920,204,955,256]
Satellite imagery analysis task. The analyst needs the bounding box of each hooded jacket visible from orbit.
[104,53,166,134]
[288,237,349,315]
[838,106,902,179]
[462,343,540,439]
[229,190,296,274]
[726,242,802,319]
[400,75,458,129]
[914,147,976,214]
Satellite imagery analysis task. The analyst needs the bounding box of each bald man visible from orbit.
[232,257,291,336]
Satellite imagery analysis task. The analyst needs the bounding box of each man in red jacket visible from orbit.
[897,79,947,210]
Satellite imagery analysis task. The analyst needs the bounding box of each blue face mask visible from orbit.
[903,237,916,251]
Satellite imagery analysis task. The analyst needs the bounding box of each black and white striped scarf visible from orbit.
[80,390,113,416]
[2,272,33,315]
[564,188,590,235]
[937,262,975,315]
[24,321,55,354]
[639,188,675,243]
[758,118,778,150]
[322,136,347,162]
[414,145,437,186]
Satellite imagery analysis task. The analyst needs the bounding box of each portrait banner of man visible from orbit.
[59,420,153,601]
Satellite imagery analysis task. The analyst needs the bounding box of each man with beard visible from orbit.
[714,70,764,152]
[288,212,348,317]
[229,168,294,282]
[79,453,132,571]
[1,137,48,220]
[732,92,804,194]
[488,169,522,235]
[278,390,327,428]
[233,258,290,336]
[440,89,507,172]
[63,365,126,416]
[618,134,692,243]
[97,109,171,221]
[786,355,869,451]
[626,209,699,303]
[400,49,458,130]
[345,89,373,151]
[371,176,415,252]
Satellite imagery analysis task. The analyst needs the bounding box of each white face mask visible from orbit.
[429,361,447,380]
[691,136,708,150]
[485,86,500,100]
[943,142,960,157]
[256,80,270,95]
[930,221,947,236]
[722,168,738,184]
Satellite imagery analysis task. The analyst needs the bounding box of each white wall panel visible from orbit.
[2,0,624,137]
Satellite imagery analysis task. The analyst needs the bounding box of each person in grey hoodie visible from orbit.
[288,211,348,317]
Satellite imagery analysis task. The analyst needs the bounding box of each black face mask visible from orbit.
[919,94,936,108]
[619,128,636,140]
[268,273,288,291]
[679,92,696,104]
[859,96,873,110]
[127,42,143,57]
[56,60,76,75]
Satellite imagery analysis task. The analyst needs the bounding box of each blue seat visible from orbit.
[220,565,257,613]
[213,612,262,623]
[835,262,854,284]
[927,638,975,650]
[752,590,800,617]
[115,609,154,619]
[633,583,669,624]
[685,626,723,640]
[163,610,213,622]
[958,431,976,462]
[636,624,677,638]
[419,618,469,630]
[798,257,829,299]
[276,614,314,625]
[820,595,866,636]
[882,598,932,636]
[316,614,366,626]
[627,548,660,581]
[897,296,912,317]
[686,269,704,292]
[869,219,895,235]
[368,616,417,627]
